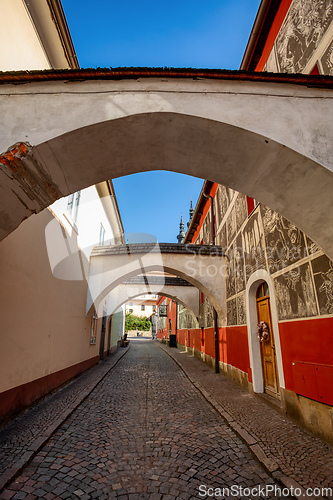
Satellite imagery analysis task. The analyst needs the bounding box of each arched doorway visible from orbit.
[256,282,280,399]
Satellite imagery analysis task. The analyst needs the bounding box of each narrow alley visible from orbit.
[0,342,281,499]
[1,342,332,500]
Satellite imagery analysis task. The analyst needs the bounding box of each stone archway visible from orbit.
[106,278,200,318]
[86,243,226,321]
[0,71,332,258]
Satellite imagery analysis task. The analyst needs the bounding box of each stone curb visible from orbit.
[0,345,131,493]
[156,343,323,500]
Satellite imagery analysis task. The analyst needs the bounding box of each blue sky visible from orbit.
[62,0,261,242]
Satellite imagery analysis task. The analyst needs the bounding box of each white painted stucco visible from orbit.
[87,247,226,320]
[0,0,51,70]
[0,77,332,260]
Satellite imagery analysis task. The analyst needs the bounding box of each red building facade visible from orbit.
[157,0,333,443]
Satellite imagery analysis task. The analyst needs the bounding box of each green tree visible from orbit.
[125,313,151,332]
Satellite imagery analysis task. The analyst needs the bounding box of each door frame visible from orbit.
[256,292,280,397]
[245,270,285,394]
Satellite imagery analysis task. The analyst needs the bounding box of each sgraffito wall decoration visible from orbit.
[178,305,198,330]
[198,295,215,329]
[243,211,267,281]
[311,254,333,315]
[226,208,237,247]
[265,0,333,73]
[226,242,236,299]
[260,205,307,274]
[203,296,214,328]
[188,181,332,329]
[202,211,211,245]
[227,297,237,326]
[215,184,230,228]
[235,193,248,234]
[304,234,321,256]
[218,223,227,249]
[320,40,333,74]
[235,234,245,294]
[274,263,318,320]
[237,292,247,325]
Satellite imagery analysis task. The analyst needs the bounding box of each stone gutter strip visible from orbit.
[91,242,224,256]
[0,345,130,493]
[0,68,332,88]
[156,342,325,500]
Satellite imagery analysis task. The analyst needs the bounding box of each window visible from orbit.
[153,305,156,312]
[257,282,269,298]
[67,191,81,224]
[99,223,106,246]
[129,302,133,306]
[67,194,74,215]
[73,191,81,223]
[129,308,133,313]
[141,305,145,311]
[90,313,97,345]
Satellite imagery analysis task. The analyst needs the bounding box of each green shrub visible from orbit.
[125,313,151,332]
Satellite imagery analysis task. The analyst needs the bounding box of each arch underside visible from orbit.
[1,112,333,259]
[110,291,199,326]
[87,263,226,320]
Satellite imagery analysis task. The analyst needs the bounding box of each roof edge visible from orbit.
[0,67,332,87]
[46,0,80,69]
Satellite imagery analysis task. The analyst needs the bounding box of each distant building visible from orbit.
[126,295,158,317]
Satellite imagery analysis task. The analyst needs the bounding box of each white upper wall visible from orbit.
[49,185,116,261]
[0,0,51,70]
[0,0,77,71]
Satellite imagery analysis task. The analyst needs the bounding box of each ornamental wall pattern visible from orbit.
[194,183,333,327]
[265,0,333,74]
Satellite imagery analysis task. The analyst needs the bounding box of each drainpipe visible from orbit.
[214,308,220,374]
[202,193,215,245]
[240,0,272,71]
[175,302,178,345]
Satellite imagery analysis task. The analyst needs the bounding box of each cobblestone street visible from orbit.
[0,340,284,500]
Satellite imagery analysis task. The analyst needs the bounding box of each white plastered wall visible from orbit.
[0,0,51,70]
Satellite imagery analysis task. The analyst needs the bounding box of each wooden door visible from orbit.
[256,284,280,398]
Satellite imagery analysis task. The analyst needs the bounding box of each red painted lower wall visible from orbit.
[177,326,251,380]
[279,317,333,405]
[157,328,168,339]
[166,315,333,406]
[220,326,251,378]
[0,355,99,422]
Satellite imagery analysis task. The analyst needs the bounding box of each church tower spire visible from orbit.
[177,214,185,243]
[187,199,194,228]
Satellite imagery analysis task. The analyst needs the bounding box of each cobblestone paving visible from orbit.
[158,343,333,493]
[0,340,285,499]
[0,348,128,479]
